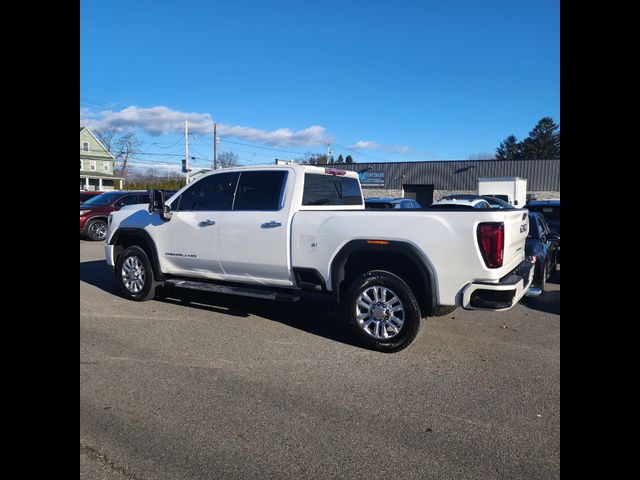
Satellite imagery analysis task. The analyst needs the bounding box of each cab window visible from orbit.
[173,172,239,211]
[233,171,287,211]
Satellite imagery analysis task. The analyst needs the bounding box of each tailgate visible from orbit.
[502,209,530,267]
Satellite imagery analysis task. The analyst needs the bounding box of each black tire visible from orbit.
[86,219,108,241]
[344,270,422,353]
[115,246,157,301]
[540,263,548,292]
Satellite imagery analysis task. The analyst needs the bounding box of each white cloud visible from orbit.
[350,140,412,155]
[218,124,327,147]
[80,105,329,147]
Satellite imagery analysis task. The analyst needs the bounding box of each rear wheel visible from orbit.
[115,246,157,301]
[345,270,422,353]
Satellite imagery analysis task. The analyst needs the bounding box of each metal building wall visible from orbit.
[332,159,560,191]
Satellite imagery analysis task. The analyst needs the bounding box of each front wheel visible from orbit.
[115,246,157,301]
[345,270,422,353]
[86,219,108,241]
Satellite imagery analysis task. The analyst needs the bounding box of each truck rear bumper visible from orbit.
[461,256,536,311]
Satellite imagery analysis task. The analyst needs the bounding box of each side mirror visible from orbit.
[149,190,172,220]
[149,189,164,212]
[514,200,519,205]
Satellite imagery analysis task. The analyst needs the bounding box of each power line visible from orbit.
[219,138,316,156]
[332,142,390,162]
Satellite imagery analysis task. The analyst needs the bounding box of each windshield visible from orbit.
[482,196,515,209]
[81,192,124,206]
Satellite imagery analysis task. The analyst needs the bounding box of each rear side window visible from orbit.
[120,195,141,206]
[233,171,287,211]
[174,172,239,211]
[302,174,362,206]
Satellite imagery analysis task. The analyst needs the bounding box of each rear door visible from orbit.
[217,170,293,286]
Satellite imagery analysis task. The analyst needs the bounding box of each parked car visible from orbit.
[81,191,151,241]
[525,211,560,291]
[105,164,535,353]
[430,196,493,209]
[80,191,104,204]
[364,197,422,209]
[433,194,515,209]
[526,199,560,263]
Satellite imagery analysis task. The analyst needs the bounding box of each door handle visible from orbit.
[198,220,216,227]
[261,221,282,229]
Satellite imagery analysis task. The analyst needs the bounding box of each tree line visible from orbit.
[495,117,560,160]
[294,153,355,164]
[467,117,560,161]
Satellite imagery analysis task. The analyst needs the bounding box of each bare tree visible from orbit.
[217,151,241,168]
[94,126,118,153]
[94,128,143,177]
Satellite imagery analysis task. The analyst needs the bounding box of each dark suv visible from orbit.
[526,199,560,262]
[80,191,151,241]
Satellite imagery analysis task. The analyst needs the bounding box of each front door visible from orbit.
[152,172,239,279]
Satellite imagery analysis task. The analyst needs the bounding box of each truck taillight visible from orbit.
[477,222,504,268]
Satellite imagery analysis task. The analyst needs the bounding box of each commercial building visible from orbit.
[331,159,560,206]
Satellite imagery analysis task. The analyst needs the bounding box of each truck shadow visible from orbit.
[522,270,560,315]
[80,259,120,295]
[80,260,360,348]
[522,290,560,315]
[159,289,361,348]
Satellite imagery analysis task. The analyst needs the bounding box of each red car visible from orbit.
[80,191,151,241]
[80,191,104,204]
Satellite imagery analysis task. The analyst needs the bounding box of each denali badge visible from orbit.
[165,252,197,258]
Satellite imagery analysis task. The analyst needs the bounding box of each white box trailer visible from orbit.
[477,177,527,207]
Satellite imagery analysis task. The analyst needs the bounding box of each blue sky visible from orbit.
[80,0,559,170]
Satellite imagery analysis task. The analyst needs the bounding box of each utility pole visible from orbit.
[326,142,333,164]
[185,120,190,184]
[213,123,217,170]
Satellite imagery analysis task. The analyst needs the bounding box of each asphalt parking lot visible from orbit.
[80,240,560,480]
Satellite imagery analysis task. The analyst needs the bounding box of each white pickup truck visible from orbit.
[105,164,536,352]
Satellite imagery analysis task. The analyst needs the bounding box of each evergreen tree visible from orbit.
[345,155,354,164]
[520,117,560,159]
[336,154,344,164]
[496,135,522,160]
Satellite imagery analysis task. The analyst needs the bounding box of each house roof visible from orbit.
[80,126,116,160]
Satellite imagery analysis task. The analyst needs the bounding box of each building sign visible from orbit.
[358,170,385,188]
